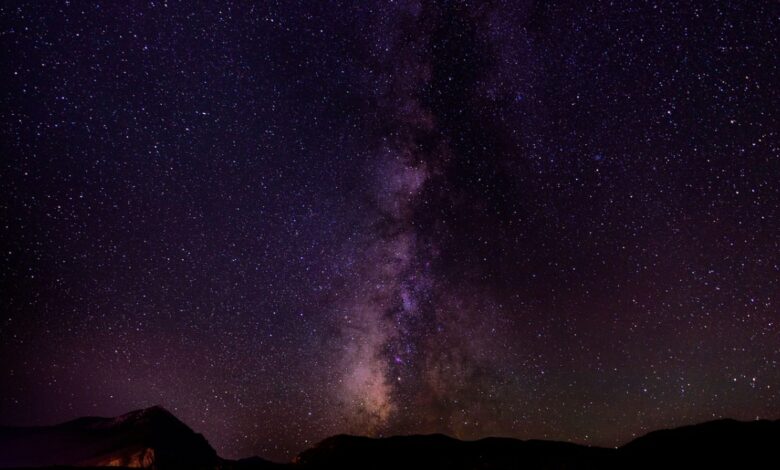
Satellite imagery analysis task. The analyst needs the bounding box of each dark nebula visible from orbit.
[1,0,778,462]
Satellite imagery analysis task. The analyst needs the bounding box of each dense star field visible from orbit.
[1,0,778,462]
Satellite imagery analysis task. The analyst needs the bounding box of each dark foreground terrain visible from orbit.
[1,407,777,469]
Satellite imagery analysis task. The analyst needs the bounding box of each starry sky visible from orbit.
[1,0,779,462]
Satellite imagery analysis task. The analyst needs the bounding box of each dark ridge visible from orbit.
[0,406,218,469]
[619,418,780,468]
[1,408,777,470]
[295,432,612,469]
[294,419,779,469]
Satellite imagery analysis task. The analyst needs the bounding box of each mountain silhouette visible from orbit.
[0,406,278,469]
[294,433,613,469]
[618,418,780,468]
[1,407,777,469]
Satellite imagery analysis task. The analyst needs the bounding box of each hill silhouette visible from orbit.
[1,407,777,469]
[0,406,276,469]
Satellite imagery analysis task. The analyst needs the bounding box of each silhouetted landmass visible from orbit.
[0,407,280,469]
[619,418,780,468]
[1,407,777,469]
[294,434,613,469]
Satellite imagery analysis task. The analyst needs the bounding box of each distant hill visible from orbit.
[618,418,780,468]
[0,406,279,469]
[1,407,777,469]
[294,433,612,469]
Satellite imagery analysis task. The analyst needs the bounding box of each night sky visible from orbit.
[1,0,779,462]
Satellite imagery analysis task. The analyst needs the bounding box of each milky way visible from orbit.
[1,0,779,462]
[335,2,534,436]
